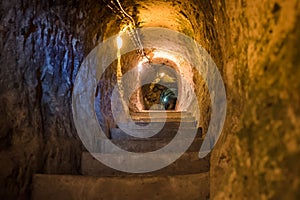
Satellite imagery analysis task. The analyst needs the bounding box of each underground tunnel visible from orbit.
[0,0,300,199]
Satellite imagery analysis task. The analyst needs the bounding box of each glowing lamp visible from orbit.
[117,35,123,49]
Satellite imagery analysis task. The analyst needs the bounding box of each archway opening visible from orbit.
[139,59,180,111]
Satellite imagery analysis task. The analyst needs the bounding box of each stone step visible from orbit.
[126,111,195,124]
[32,173,209,200]
[130,117,195,123]
[110,127,202,139]
[130,111,192,118]
[95,137,203,153]
[81,152,210,176]
[116,121,197,131]
[133,110,189,114]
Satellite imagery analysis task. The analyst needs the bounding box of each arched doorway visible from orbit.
[139,58,181,111]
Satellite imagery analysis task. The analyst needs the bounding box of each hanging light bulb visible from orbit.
[117,35,123,49]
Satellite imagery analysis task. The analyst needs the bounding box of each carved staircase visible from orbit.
[32,111,210,200]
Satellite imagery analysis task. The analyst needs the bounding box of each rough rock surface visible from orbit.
[0,0,108,198]
[0,0,300,199]
[32,173,210,200]
[210,0,300,199]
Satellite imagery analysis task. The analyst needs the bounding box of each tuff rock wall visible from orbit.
[0,0,299,199]
[0,0,107,198]
[210,0,300,199]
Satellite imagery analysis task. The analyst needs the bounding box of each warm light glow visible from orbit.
[120,24,131,33]
[153,51,180,63]
[137,57,149,72]
[136,50,181,73]
[138,62,143,72]
[117,35,123,49]
[159,72,165,78]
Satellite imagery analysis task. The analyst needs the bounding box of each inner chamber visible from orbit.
[139,58,180,111]
[94,48,192,136]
